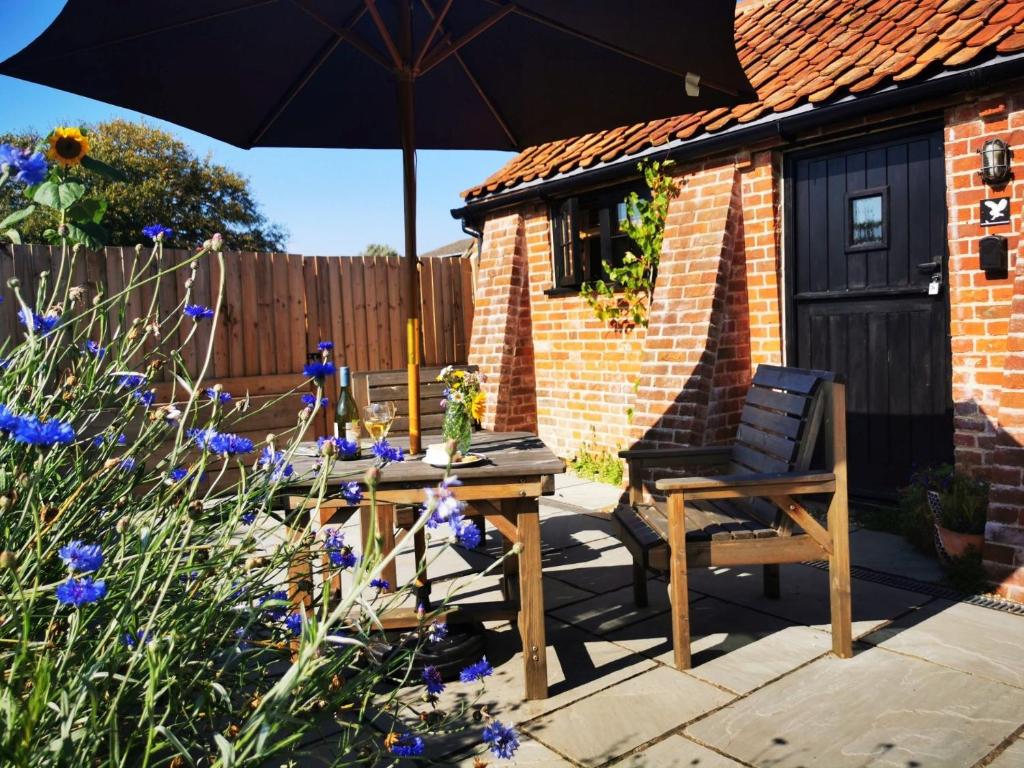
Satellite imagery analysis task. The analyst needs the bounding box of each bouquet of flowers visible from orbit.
[437,366,485,456]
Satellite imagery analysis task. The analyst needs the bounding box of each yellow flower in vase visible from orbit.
[470,390,486,422]
[47,126,89,167]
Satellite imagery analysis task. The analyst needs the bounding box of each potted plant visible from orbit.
[929,470,989,558]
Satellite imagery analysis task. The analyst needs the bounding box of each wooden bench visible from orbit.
[352,364,477,437]
[612,364,851,670]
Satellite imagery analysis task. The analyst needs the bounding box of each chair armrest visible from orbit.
[655,471,835,500]
[619,445,731,468]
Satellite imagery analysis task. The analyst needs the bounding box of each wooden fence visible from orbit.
[0,244,474,439]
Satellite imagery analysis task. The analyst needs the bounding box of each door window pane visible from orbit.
[846,189,887,250]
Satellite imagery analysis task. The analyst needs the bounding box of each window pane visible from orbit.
[850,194,883,246]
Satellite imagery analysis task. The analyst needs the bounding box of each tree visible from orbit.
[0,119,286,251]
[360,243,399,259]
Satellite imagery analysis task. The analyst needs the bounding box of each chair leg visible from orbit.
[632,557,649,608]
[763,564,781,599]
[667,491,691,670]
[827,382,853,659]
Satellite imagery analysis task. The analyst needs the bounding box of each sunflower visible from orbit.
[47,126,89,167]
[470,390,486,422]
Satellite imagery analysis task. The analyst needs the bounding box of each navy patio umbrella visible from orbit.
[0,0,755,452]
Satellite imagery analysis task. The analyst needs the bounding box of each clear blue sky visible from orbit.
[0,1,513,256]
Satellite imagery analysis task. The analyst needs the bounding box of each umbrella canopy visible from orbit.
[0,0,755,451]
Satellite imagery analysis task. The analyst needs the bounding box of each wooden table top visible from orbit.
[284,431,565,491]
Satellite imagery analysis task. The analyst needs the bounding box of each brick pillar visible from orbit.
[467,210,537,432]
[986,253,1024,602]
[742,150,784,368]
[631,163,741,451]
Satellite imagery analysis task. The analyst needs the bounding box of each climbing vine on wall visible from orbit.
[580,160,679,330]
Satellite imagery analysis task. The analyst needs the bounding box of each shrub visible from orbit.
[0,130,517,766]
[570,442,624,486]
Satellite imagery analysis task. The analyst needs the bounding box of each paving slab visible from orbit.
[443,619,657,727]
[542,538,639,595]
[849,527,947,584]
[686,563,929,638]
[987,738,1024,768]
[687,647,1024,768]
[864,600,1024,689]
[550,476,623,513]
[451,736,574,767]
[618,734,746,767]
[526,665,733,767]
[550,580,674,636]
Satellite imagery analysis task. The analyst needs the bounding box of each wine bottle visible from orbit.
[335,366,361,459]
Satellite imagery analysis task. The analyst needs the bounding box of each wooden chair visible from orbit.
[612,364,851,670]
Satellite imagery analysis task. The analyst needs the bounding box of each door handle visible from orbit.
[916,260,941,274]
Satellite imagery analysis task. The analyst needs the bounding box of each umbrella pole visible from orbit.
[399,72,421,455]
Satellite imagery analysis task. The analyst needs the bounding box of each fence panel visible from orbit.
[0,244,474,435]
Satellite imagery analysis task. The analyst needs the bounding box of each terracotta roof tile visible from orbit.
[464,0,1024,201]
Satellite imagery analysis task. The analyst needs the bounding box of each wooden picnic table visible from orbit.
[281,430,565,700]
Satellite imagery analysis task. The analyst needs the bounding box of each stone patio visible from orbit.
[305,473,1024,767]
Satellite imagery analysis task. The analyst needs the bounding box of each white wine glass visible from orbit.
[362,401,396,445]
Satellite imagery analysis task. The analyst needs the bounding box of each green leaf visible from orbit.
[81,154,128,182]
[0,205,35,230]
[3,228,21,245]
[57,182,86,210]
[66,220,108,250]
[68,198,107,224]
[32,180,61,209]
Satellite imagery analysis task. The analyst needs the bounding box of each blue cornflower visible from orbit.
[259,591,289,622]
[459,657,493,683]
[183,304,214,321]
[341,480,362,507]
[118,374,145,390]
[0,144,48,185]
[119,457,137,472]
[316,435,358,458]
[0,405,20,432]
[257,446,293,482]
[423,477,464,529]
[188,428,253,456]
[301,393,329,409]
[18,308,59,333]
[84,340,105,357]
[318,340,334,351]
[422,665,445,695]
[324,530,357,569]
[10,415,75,447]
[303,361,335,380]
[387,733,425,757]
[132,390,155,407]
[284,612,304,636]
[371,440,404,465]
[205,388,231,404]
[234,626,250,650]
[369,577,390,591]
[58,541,103,573]
[141,224,173,241]
[55,577,107,607]
[120,630,153,650]
[482,721,520,760]
[168,466,189,482]
[454,518,482,549]
[426,622,448,644]
[241,510,257,525]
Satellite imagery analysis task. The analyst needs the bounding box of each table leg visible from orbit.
[286,500,313,611]
[362,502,398,593]
[508,498,547,700]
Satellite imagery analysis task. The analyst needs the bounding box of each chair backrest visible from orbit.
[730,365,842,527]
[352,365,478,436]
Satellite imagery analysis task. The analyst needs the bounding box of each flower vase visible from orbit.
[442,404,473,457]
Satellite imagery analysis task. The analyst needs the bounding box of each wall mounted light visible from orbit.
[979,138,1012,186]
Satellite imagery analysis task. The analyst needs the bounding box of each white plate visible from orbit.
[421,452,487,469]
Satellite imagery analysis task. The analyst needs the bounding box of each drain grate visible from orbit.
[803,560,1024,616]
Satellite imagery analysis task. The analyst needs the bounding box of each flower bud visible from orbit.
[7,277,19,289]
[364,466,381,485]
[135,243,143,256]
[57,224,68,237]
[115,517,130,534]
[202,239,212,251]
[265,433,276,448]
[188,500,204,519]
[444,439,458,456]
[320,440,336,457]
[0,551,17,570]
[0,495,10,510]
[211,233,224,251]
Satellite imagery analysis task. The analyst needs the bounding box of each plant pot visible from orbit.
[935,524,984,559]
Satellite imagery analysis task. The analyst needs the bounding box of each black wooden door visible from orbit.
[786,127,952,499]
